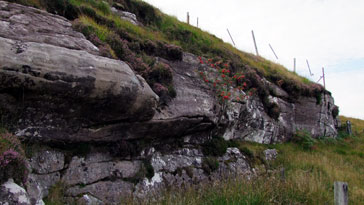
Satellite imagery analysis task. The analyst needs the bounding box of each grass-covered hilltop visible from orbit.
[1,0,356,204]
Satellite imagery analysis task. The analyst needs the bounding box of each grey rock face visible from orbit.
[0,178,31,205]
[29,150,64,174]
[220,88,338,144]
[77,194,105,205]
[111,7,140,25]
[0,1,98,54]
[0,1,158,143]
[63,155,140,186]
[66,180,134,205]
[25,173,60,205]
[0,36,158,142]
[217,148,251,176]
[263,149,278,161]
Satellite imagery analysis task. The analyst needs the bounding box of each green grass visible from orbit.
[43,181,68,205]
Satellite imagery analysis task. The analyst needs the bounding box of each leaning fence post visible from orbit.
[251,30,259,56]
[269,44,278,59]
[226,28,236,46]
[334,181,348,205]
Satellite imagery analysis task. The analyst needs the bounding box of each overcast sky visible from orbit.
[144,0,364,120]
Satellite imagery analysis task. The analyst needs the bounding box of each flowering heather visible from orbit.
[0,149,20,167]
[0,132,27,184]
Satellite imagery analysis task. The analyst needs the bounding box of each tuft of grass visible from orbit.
[43,181,67,205]
[202,157,219,175]
[76,15,112,42]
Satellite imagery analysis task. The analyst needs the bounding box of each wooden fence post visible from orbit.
[251,30,259,56]
[322,67,326,89]
[334,181,348,205]
[187,12,190,25]
[306,60,313,76]
[226,28,236,46]
[293,58,296,73]
[269,44,278,59]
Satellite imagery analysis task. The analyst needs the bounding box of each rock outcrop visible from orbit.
[0,1,340,204]
[0,178,32,205]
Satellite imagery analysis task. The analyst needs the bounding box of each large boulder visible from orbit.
[0,178,32,205]
[0,1,159,143]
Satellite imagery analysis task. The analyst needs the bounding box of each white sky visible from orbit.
[144,0,364,120]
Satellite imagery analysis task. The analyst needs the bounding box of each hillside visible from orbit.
[0,0,341,204]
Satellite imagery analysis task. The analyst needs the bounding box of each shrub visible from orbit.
[145,62,176,100]
[121,0,162,26]
[0,132,28,184]
[202,136,228,157]
[202,157,219,175]
[267,102,281,120]
[291,130,316,151]
[144,160,155,179]
[43,0,80,20]
[147,62,172,84]
[332,106,339,118]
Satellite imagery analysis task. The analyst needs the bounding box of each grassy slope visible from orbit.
[127,116,364,204]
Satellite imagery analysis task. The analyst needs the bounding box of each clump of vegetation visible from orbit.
[0,130,28,184]
[202,157,219,175]
[290,130,316,151]
[201,136,240,157]
[143,159,155,179]
[332,106,339,118]
[43,181,68,205]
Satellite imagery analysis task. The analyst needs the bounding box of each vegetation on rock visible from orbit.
[0,130,28,185]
